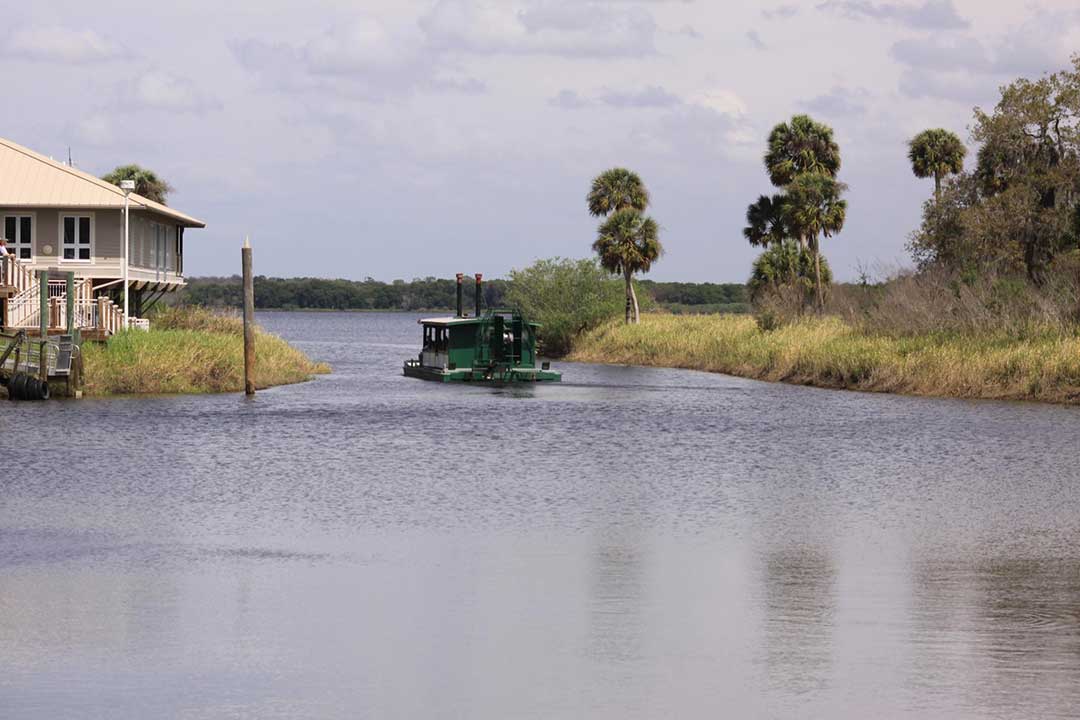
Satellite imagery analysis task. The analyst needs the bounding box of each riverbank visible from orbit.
[81,308,330,396]
[569,314,1080,404]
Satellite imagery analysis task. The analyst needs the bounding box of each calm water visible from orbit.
[3,312,1080,719]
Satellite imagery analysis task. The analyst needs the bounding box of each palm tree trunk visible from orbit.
[624,271,633,324]
[629,276,640,324]
[813,245,824,313]
[934,173,942,200]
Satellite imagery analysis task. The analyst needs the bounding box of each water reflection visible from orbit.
[760,547,836,695]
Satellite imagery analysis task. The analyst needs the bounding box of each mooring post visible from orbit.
[65,272,74,335]
[38,270,48,379]
[242,237,255,396]
[474,273,483,318]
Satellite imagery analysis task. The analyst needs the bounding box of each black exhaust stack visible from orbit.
[455,273,464,317]
[474,273,483,318]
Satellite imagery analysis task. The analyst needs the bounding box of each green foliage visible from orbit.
[101,164,174,205]
[908,128,967,194]
[593,209,662,276]
[785,174,848,249]
[743,193,790,247]
[178,276,510,311]
[587,168,650,217]
[748,240,831,302]
[764,114,841,186]
[635,280,747,306]
[505,257,625,356]
[910,56,1080,284]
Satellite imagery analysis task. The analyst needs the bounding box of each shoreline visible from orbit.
[568,314,1080,405]
[79,308,330,397]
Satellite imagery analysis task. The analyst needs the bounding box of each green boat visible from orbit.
[403,274,561,383]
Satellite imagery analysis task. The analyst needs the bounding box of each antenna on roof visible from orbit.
[67,147,72,167]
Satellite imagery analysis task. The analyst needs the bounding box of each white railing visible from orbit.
[6,284,42,328]
[98,297,124,335]
[47,278,91,302]
[1,255,34,294]
[3,258,130,336]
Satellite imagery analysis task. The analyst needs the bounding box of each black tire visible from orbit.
[36,380,49,401]
[9,372,28,401]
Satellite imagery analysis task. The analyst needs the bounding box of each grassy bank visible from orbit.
[81,307,330,396]
[569,314,1080,404]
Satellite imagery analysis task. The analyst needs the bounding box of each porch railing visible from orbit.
[1,255,35,295]
[3,258,138,336]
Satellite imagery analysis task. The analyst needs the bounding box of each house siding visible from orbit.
[2,206,184,275]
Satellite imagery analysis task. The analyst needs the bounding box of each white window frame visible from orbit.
[2,211,36,261]
[58,212,95,264]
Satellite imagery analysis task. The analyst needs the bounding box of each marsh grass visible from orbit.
[569,314,1080,404]
[82,307,330,396]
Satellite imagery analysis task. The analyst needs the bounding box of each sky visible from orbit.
[2,1,1079,282]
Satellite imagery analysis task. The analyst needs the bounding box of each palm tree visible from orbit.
[785,174,847,311]
[587,168,650,217]
[748,239,830,303]
[102,164,174,205]
[908,128,966,199]
[743,194,790,247]
[593,208,662,323]
[764,114,841,187]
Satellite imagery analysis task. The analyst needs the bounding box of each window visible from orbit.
[3,215,33,259]
[177,227,184,275]
[60,214,93,261]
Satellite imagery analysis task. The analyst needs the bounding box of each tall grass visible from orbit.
[570,314,1080,404]
[81,307,330,396]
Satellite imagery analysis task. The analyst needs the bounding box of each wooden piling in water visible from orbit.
[38,270,48,379]
[242,238,255,396]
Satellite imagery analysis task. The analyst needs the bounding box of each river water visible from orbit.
[3,312,1080,718]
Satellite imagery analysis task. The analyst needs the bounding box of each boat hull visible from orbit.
[403,362,561,383]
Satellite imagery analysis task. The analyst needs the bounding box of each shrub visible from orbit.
[505,257,625,355]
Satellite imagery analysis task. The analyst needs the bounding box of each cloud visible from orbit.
[73,114,116,146]
[800,86,870,117]
[5,26,127,63]
[126,70,220,113]
[746,30,766,50]
[888,9,1080,102]
[548,85,681,109]
[598,85,681,108]
[818,0,969,30]
[302,18,426,76]
[762,5,799,19]
[690,89,748,117]
[549,89,590,109]
[231,17,482,98]
[420,0,658,57]
[889,36,988,71]
[675,24,703,39]
[897,68,995,104]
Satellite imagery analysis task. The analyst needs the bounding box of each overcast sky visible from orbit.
[2,1,1079,282]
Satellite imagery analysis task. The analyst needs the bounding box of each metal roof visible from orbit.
[418,315,542,327]
[418,316,481,326]
[0,136,206,228]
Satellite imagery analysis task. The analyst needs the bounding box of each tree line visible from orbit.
[176,274,746,312]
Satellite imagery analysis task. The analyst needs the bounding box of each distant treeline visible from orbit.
[177,276,749,313]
